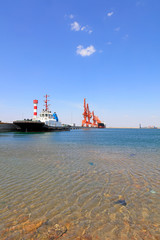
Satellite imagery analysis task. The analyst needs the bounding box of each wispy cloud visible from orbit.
[122,34,129,40]
[107,11,114,17]
[81,25,93,34]
[71,21,81,31]
[81,26,86,31]
[106,41,112,45]
[64,14,74,19]
[76,45,96,57]
[69,14,74,19]
[114,27,120,32]
[71,22,93,34]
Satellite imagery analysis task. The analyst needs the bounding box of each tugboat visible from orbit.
[13,95,70,132]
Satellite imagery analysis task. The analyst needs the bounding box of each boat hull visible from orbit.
[98,123,105,128]
[0,122,18,132]
[13,121,70,132]
[13,121,45,132]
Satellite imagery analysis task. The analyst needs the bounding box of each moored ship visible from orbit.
[13,95,70,132]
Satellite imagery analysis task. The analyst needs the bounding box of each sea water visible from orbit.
[0,129,160,239]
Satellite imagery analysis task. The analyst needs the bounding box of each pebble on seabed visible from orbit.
[88,162,94,166]
[114,199,127,206]
[150,190,156,194]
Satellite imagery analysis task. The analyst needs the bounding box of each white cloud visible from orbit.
[107,41,112,45]
[64,14,74,19]
[81,25,93,34]
[69,19,92,34]
[71,21,81,31]
[123,34,129,40]
[107,11,114,17]
[69,14,74,19]
[114,27,120,32]
[76,45,96,57]
[81,26,86,31]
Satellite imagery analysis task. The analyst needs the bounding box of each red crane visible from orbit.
[82,98,104,128]
[86,103,92,127]
[91,111,101,127]
[82,98,88,127]
[82,98,92,127]
[91,111,96,127]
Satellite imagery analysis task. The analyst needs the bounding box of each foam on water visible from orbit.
[0,129,160,239]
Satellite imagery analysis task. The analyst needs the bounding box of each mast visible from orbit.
[44,94,50,111]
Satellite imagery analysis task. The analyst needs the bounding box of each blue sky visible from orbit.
[0,0,160,127]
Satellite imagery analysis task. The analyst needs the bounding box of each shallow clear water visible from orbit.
[0,129,160,239]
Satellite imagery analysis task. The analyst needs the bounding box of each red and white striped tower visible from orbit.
[33,99,38,120]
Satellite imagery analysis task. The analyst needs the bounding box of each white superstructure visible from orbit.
[37,109,62,127]
[33,95,62,127]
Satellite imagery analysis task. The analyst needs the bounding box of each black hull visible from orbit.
[0,123,18,132]
[98,123,105,128]
[13,121,45,132]
[13,121,70,132]
[43,125,70,131]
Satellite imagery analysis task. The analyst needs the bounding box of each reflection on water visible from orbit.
[0,129,160,239]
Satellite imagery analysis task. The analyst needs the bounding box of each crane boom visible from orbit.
[82,98,104,128]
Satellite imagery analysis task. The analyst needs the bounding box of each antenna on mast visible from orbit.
[44,94,50,111]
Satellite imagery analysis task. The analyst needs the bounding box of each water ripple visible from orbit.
[0,130,160,239]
